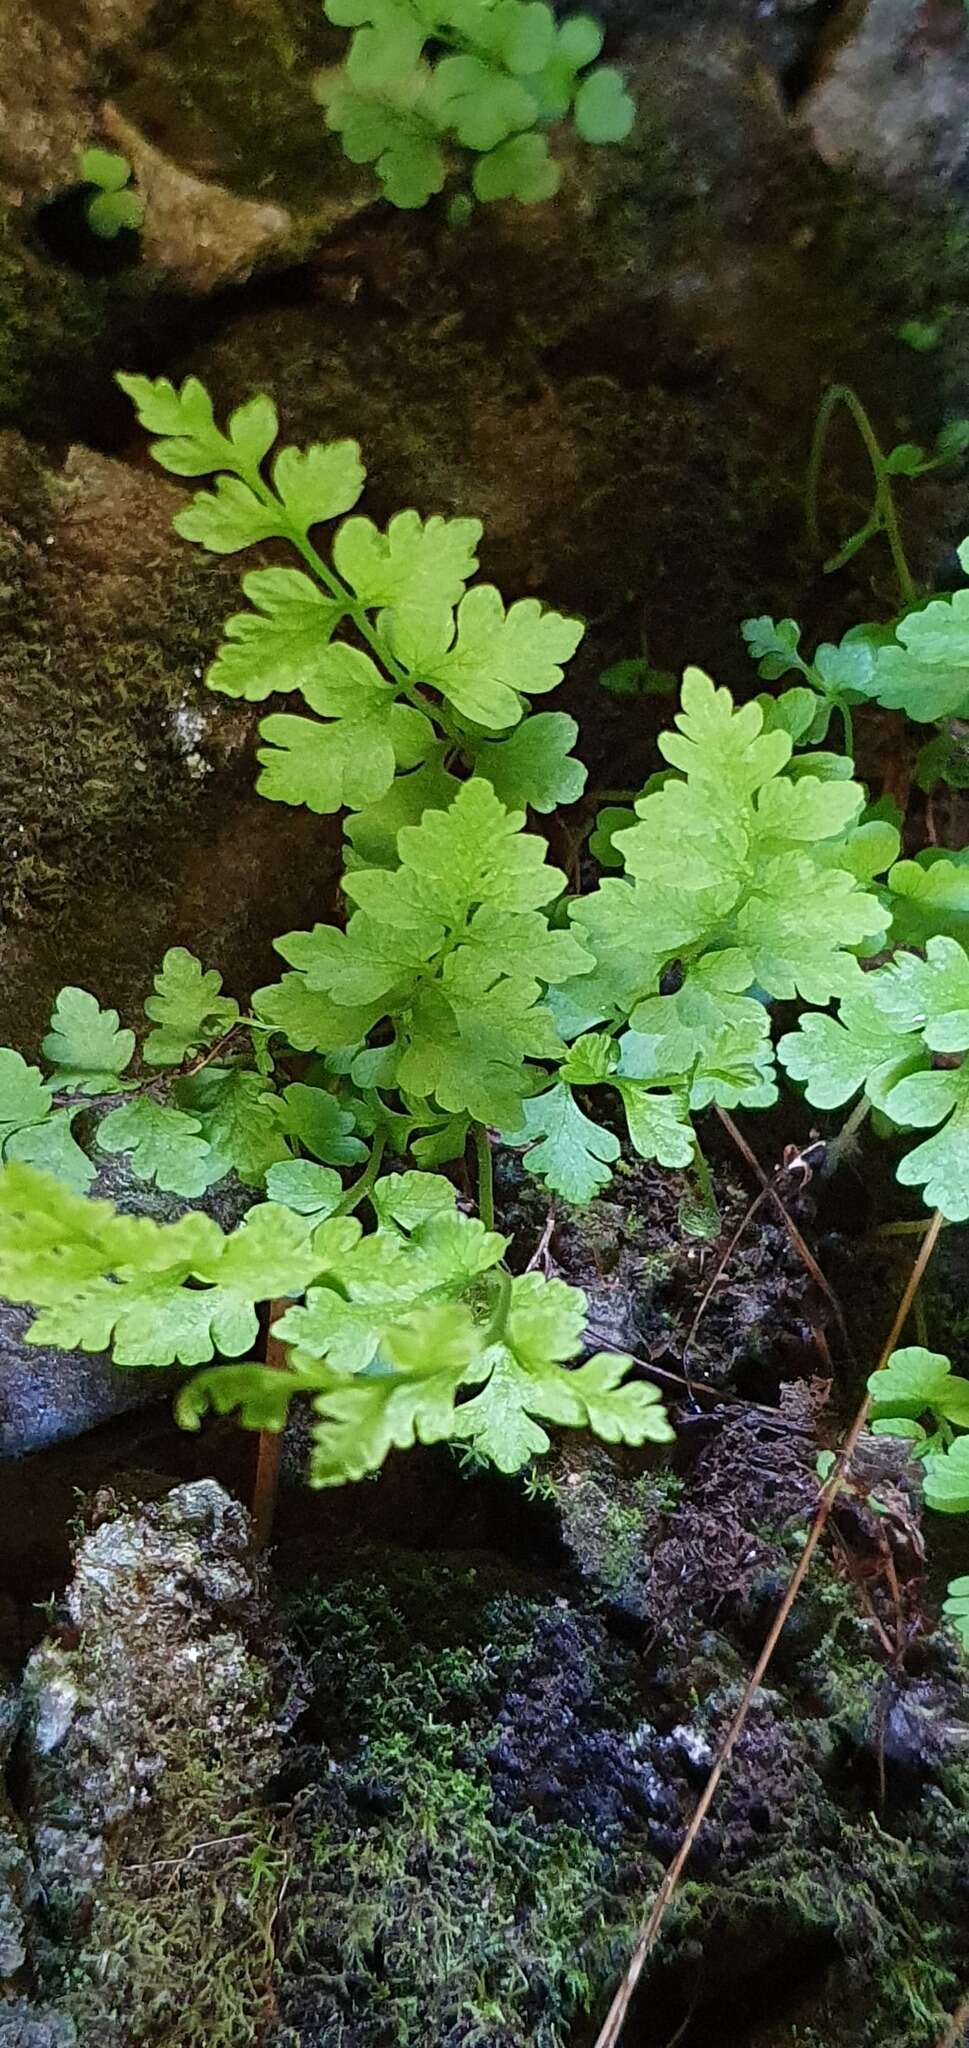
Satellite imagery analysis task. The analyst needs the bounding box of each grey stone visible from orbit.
[803,0,969,189]
[16,1482,279,2036]
[0,2003,75,2046]
[0,1163,254,1460]
[0,1684,31,1988]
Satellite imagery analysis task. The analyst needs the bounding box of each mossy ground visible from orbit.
[261,1441,969,2048]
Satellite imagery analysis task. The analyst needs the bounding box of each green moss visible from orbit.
[280,1559,643,2048]
[0,215,142,441]
[115,0,362,221]
[0,445,241,929]
[63,1754,283,2048]
[551,1445,682,1607]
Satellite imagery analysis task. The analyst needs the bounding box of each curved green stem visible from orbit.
[473,1121,495,1232]
[806,383,918,610]
[335,1131,387,1218]
[484,1264,513,1345]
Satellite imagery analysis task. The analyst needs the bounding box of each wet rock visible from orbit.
[803,0,969,188]
[0,424,342,1048]
[0,1303,167,1462]
[18,1482,282,2041]
[872,1676,969,1778]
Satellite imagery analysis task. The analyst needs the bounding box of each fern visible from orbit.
[5,369,969,1512]
[78,148,144,239]
[779,936,969,1220]
[318,0,635,211]
[0,1163,669,1484]
[119,373,588,843]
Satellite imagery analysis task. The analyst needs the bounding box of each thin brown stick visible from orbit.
[682,1183,770,1368]
[591,1208,944,2048]
[715,1109,853,1359]
[52,1023,245,1112]
[251,1301,289,1552]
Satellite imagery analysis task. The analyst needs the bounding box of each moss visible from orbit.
[550,1442,683,1610]
[62,1754,283,2048]
[0,214,145,443]
[115,0,361,222]
[275,1534,969,2048]
[0,439,242,928]
[24,1487,285,2048]
[279,1558,644,2048]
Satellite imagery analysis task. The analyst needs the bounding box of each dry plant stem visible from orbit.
[251,1301,289,1552]
[682,1182,770,1370]
[51,1023,244,1113]
[715,1108,853,1360]
[591,1207,944,2048]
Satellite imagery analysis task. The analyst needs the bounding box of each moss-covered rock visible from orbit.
[19,1482,284,2048]
[0,428,342,1047]
[268,1408,969,2048]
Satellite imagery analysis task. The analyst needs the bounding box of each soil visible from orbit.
[2,0,969,2044]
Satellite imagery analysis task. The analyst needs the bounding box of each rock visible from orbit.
[803,0,969,188]
[0,1682,31,1990]
[0,1303,168,1462]
[0,0,367,257]
[0,1159,255,1460]
[17,1483,282,2039]
[0,15,89,205]
[0,425,343,1055]
[0,2003,76,2047]
[873,1676,969,1777]
[99,104,292,297]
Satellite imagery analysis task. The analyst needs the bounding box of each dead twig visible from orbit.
[584,1323,814,1429]
[526,1205,557,1274]
[591,1208,944,2048]
[715,1108,854,1361]
[51,1023,245,1113]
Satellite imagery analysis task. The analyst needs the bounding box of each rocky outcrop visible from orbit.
[803,0,969,188]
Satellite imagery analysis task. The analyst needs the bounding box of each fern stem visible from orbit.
[239,462,417,694]
[335,1132,387,1218]
[473,1122,495,1231]
[806,382,918,610]
[485,1265,512,1343]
